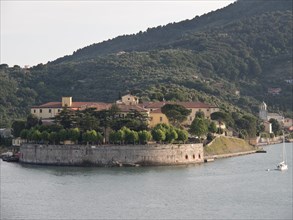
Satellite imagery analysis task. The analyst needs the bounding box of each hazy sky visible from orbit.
[1,0,235,67]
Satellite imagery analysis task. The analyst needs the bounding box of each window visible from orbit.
[33,109,36,113]
[198,154,201,159]
[49,109,52,113]
[185,155,188,160]
[193,154,195,159]
[40,109,42,113]
[190,117,192,121]
[58,109,61,112]
[207,109,210,112]
[160,117,163,122]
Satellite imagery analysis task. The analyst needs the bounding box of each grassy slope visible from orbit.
[204,136,255,156]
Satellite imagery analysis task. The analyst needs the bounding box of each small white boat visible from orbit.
[277,161,288,171]
[277,132,288,171]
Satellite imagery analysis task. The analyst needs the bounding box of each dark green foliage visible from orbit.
[161,104,191,127]
[189,118,209,138]
[20,129,29,140]
[151,129,166,143]
[54,108,77,129]
[11,120,26,137]
[208,121,217,133]
[26,114,39,129]
[138,130,152,144]
[68,128,80,142]
[41,131,50,143]
[58,129,68,141]
[49,132,59,144]
[176,129,188,143]
[269,118,281,135]
[195,111,205,119]
[82,130,99,144]
[0,0,292,127]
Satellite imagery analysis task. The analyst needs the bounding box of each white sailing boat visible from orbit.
[277,132,288,171]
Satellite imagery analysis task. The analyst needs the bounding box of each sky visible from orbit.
[1,0,235,67]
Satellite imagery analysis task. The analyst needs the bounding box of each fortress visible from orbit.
[19,143,204,166]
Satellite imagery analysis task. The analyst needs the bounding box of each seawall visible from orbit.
[19,143,204,166]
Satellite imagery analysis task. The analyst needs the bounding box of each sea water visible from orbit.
[1,143,292,219]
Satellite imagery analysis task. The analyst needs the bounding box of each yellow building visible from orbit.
[31,97,112,119]
[143,101,219,127]
[115,104,149,118]
[116,94,139,105]
[149,108,169,128]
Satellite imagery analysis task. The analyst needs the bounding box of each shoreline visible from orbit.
[204,150,257,161]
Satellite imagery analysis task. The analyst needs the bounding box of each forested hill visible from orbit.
[51,0,292,64]
[0,0,292,127]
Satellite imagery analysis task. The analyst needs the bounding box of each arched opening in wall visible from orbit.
[193,154,195,159]
[198,154,201,159]
[185,155,188,160]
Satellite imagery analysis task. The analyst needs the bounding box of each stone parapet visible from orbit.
[19,143,204,166]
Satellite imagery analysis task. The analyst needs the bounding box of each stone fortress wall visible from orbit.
[19,143,204,166]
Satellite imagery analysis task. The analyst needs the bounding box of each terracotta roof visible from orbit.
[143,101,217,109]
[150,108,163,113]
[116,104,148,112]
[143,102,166,108]
[32,101,112,110]
[32,102,62,108]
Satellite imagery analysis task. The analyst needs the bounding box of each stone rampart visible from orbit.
[19,143,204,166]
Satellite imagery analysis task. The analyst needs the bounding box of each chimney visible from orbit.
[62,97,72,107]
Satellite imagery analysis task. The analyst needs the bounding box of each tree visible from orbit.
[68,128,80,143]
[189,118,209,138]
[31,130,41,143]
[109,131,118,144]
[58,129,68,142]
[12,120,26,137]
[269,118,281,135]
[165,128,178,143]
[176,129,188,143]
[161,104,191,126]
[195,111,205,119]
[49,132,59,144]
[152,129,166,143]
[138,130,152,144]
[96,109,112,141]
[208,121,217,133]
[211,112,234,127]
[236,115,257,138]
[41,131,49,143]
[76,111,99,132]
[83,130,98,145]
[54,107,77,129]
[96,132,103,144]
[122,127,138,144]
[20,129,29,140]
[26,114,39,129]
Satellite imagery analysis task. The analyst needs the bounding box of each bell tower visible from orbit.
[259,101,268,121]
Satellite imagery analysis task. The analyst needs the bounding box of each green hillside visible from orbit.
[0,0,292,127]
[204,136,254,156]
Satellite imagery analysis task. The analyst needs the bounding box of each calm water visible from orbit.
[1,144,292,220]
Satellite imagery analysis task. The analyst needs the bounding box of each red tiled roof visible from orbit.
[116,104,148,112]
[143,101,217,109]
[150,108,163,113]
[143,102,166,108]
[32,102,62,108]
[32,101,112,110]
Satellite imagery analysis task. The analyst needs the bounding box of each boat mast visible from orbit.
[282,131,287,164]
